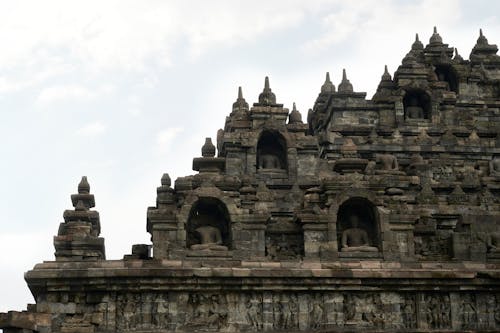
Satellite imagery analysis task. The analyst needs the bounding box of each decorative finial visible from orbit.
[429,26,443,44]
[288,102,303,124]
[78,176,90,194]
[453,48,464,61]
[381,65,392,81]
[412,33,424,50]
[320,72,335,93]
[70,176,96,210]
[201,137,216,157]
[232,86,249,110]
[161,173,171,187]
[477,28,488,45]
[338,68,353,93]
[257,76,277,105]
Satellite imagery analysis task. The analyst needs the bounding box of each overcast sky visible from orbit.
[0,0,499,312]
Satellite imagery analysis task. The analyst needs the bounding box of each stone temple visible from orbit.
[2,27,500,333]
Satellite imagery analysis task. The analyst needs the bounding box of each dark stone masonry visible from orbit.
[2,27,500,333]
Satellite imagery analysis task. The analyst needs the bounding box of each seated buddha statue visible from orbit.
[190,225,228,251]
[487,232,500,253]
[341,215,378,252]
[490,157,500,177]
[259,153,282,169]
[405,96,425,119]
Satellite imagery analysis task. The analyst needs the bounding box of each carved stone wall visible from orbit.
[34,290,500,332]
[1,28,500,333]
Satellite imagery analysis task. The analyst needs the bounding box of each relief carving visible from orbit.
[422,293,451,329]
[245,294,263,331]
[459,294,477,329]
[185,293,228,330]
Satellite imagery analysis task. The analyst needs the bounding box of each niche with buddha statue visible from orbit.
[337,197,380,254]
[186,197,232,251]
[256,130,288,174]
[403,89,431,120]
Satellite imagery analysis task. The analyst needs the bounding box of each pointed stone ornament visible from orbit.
[448,184,468,204]
[201,137,216,157]
[453,48,464,62]
[382,65,392,81]
[78,176,90,194]
[258,76,277,106]
[375,65,394,95]
[402,49,418,65]
[232,86,249,111]
[161,173,171,187]
[338,69,354,93]
[470,28,499,59]
[429,26,443,44]
[477,28,488,45]
[289,102,303,124]
[72,176,95,209]
[412,33,424,50]
[417,181,437,204]
[320,72,336,93]
[55,177,105,260]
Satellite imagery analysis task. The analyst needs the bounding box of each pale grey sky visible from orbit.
[0,0,499,311]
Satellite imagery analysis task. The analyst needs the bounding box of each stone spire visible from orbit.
[402,49,418,65]
[382,65,392,81]
[78,176,90,194]
[375,65,394,94]
[338,69,354,93]
[453,48,464,62]
[411,33,424,51]
[288,102,303,124]
[72,176,95,211]
[232,86,249,111]
[423,26,453,60]
[201,137,216,157]
[470,28,499,59]
[193,137,225,173]
[320,72,336,93]
[54,177,105,261]
[257,76,277,106]
[429,26,443,45]
[477,28,488,45]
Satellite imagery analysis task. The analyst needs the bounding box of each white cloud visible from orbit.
[36,85,97,105]
[35,84,114,106]
[301,0,463,54]
[156,127,183,152]
[76,121,107,137]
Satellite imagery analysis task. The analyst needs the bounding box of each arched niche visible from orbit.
[337,197,380,252]
[186,197,231,250]
[403,89,432,120]
[256,130,288,171]
[434,64,458,93]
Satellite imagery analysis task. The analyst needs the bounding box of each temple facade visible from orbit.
[1,27,500,333]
